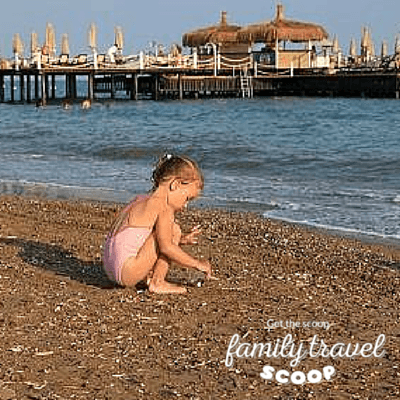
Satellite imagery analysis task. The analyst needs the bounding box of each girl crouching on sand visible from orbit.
[103,155,211,294]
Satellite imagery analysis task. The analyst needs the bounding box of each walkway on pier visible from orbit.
[1,67,400,104]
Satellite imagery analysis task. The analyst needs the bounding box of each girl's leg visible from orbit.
[148,223,187,294]
[120,232,158,287]
[120,223,187,294]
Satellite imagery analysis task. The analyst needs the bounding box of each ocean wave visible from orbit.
[0,180,130,203]
[263,213,400,242]
[94,146,171,161]
[393,195,400,204]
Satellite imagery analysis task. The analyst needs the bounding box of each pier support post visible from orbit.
[88,73,94,100]
[41,73,47,106]
[45,74,50,101]
[73,75,77,99]
[154,74,159,100]
[20,74,25,102]
[130,74,138,100]
[27,74,31,103]
[178,74,183,100]
[110,75,115,99]
[0,74,4,102]
[51,74,56,99]
[10,74,14,102]
[66,74,70,98]
[34,74,39,101]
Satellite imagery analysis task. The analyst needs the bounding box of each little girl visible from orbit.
[103,154,212,294]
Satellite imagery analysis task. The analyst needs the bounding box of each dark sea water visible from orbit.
[0,95,399,241]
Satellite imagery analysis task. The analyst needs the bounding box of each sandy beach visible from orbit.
[0,194,398,399]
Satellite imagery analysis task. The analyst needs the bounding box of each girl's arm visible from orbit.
[155,209,204,270]
[180,225,201,245]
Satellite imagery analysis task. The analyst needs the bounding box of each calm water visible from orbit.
[0,96,399,241]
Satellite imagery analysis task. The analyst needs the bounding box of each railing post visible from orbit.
[139,51,144,70]
[93,49,98,70]
[193,48,198,69]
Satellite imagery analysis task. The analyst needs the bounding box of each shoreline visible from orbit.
[2,180,399,249]
[0,194,399,398]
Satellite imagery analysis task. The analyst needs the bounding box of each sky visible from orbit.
[0,0,399,57]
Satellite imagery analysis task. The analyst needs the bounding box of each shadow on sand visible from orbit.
[1,237,207,290]
[0,237,119,289]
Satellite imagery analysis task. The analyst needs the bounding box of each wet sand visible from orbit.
[0,195,399,399]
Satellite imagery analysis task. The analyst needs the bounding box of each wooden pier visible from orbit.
[1,67,400,104]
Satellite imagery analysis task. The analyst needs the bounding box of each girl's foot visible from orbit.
[148,280,187,294]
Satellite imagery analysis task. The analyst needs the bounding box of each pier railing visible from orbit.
[1,52,254,74]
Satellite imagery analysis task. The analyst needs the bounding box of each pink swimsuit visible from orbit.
[103,196,152,285]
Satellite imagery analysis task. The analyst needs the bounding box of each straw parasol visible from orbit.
[395,35,400,56]
[332,35,340,53]
[381,40,388,58]
[238,4,328,44]
[349,38,357,57]
[182,11,242,47]
[31,32,39,56]
[114,26,124,50]
[61,33,70,55]
[88,23,97,49]
[369,39,375,57]
[45,23,56,57]
[170,43,182,57]
[361,26,374,56]
[12,33,23,56]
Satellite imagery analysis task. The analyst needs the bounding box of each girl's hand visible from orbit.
[197,260,212,279]
[181,225,201,245]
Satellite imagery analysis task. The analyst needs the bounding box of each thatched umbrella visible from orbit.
[238,4,328,45]
[61,33,70,55]
[45,23,56,57]
[349,38,357,57]
[182,11,242,47]
[12,33,23,56]
[114,26,124,50]
[31,32,39,56]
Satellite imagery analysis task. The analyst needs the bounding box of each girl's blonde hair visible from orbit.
[151,154,204,191]
[108,154,204,238]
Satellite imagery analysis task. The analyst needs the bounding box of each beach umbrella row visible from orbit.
[11,23,122,58]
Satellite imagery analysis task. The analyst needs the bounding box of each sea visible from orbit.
[1,89,399,243]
